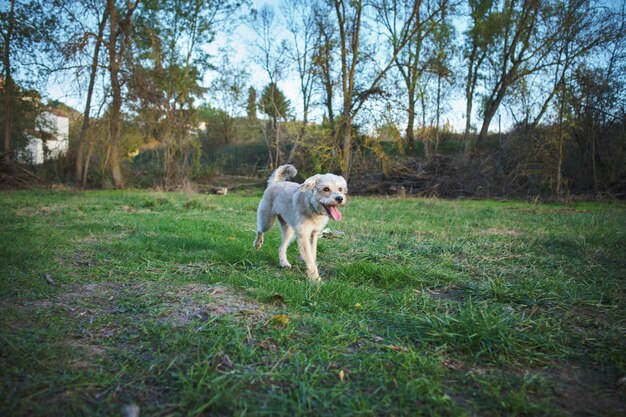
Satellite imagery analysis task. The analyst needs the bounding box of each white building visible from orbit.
[21,109,69,164]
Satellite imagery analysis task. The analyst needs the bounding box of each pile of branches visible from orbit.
[0,154,47,190]
[350,154,516,198]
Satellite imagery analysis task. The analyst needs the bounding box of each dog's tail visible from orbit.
[267,164,297,185]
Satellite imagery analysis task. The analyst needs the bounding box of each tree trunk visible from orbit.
[420,89,429,159]
[406,98,415,154]
[463,40,480,160]
[273,116,280,167]
[75,9,109,184]
[2,0,16,161]
[341,112,352,177]
[107,0,124,189]
[555,80,565,199]
[477,92,505,143]
[591,124,597,193]
[435,73,442,153]
[81,137,95,188]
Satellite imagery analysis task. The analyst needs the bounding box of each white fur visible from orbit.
[253,165,348,281]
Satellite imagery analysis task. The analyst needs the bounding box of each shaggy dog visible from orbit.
[254,165,347,281]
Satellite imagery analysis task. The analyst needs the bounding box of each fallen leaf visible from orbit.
[210,287,226,295]
[269,314,290,327]
[385,345,408,352]
[339,369,345,382]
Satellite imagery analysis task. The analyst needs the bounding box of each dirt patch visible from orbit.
[56,250,98,268]
[158,283,271,326]
[544,363,625,416]
[481,227,521,236]
[2,281,271,327]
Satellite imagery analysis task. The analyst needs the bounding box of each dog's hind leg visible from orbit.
[254,199,275,250]
[277,216,294,268]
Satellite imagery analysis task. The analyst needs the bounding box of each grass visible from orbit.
[0,189,625,416]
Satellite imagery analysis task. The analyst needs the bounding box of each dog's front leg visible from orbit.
[297,231,320,281]
[310,231,319,266]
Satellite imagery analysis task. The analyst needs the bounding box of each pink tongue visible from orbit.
[328,205,342,221]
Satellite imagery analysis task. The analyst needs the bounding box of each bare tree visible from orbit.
[1,0,17,161]
[281,0,317,162]
[74,6,109,185]
[251,5,288,168]
[332,0,421,179]
[462,0,495,158]
[312,3,338,138]
[376,0,448,155]
[475,0,553,144]
[1,0,56,162]
[106,0,138,189]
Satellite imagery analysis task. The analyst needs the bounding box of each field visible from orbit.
[1,189,625,416]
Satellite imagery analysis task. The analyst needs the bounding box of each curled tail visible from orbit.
[267,164,297,185]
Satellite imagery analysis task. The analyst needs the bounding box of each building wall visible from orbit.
[20,110,70,165]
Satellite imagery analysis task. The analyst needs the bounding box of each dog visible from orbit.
[253,165,347,281]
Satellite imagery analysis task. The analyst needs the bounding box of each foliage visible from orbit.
[258,82,291,121]
[246,86,257,120]
[128,0,245,187]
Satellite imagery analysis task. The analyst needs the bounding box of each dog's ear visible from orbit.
[340,177,348,193]
[300,175,321,192]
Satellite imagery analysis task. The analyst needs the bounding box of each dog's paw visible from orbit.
[279,261,292,269]
[307,268,321,281]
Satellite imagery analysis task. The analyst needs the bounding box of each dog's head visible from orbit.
[300,173,348,220]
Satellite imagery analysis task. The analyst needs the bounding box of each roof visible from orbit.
[46,108,68,118]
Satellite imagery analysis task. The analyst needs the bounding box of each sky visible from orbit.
[44,0,488,133]
[203,0,470,132]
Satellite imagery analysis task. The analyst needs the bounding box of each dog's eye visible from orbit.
[323,187,330,192]
[338,188,343,192]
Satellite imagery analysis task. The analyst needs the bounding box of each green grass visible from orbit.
[1,189,625,416]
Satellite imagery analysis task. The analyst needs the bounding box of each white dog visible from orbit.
[254,165,347,281]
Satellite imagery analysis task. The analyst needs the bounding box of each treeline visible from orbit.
[1,0,625,198]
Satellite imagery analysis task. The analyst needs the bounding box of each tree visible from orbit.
[129,0,243,186]
[207,56,249,144]
[427,0,455,154]
[259,82,291,167]
[332,0,420,179]
[251,5,286,86]
[106,0,138,189]
[250,5,288,168]
[462,0,496,157]
[474,0,562,144]
[376,0,448,155]
[0,0,57,161]
[246,86,257,120]
[281,0,317,162]
[312,2,339,139]
[69,3,109,186]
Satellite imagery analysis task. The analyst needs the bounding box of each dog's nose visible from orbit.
[335,196,344,203]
